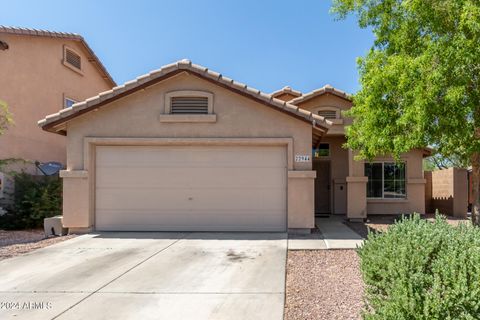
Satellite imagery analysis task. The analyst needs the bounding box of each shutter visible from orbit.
[66,49,81,69]
[318,110,337,119]
[171,97,209,114]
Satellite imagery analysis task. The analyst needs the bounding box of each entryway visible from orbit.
[314,160,331,214]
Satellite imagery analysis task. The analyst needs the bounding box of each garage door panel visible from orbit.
[96,211,285,232]
[96,167,286,189]
[95,145,287,232]
[96,187,286,212]
[96,146,286,168]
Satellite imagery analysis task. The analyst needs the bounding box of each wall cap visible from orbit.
[159,114,217,123]
[60,170,88,178]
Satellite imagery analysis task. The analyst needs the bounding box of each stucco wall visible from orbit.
[0,34,112,166]
[62,72,316,230]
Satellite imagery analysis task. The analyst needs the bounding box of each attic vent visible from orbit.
[171,97,209,114]
[318,110,337,119]
[65,49,81,70]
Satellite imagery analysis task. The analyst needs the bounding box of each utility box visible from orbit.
[44,215,68,236]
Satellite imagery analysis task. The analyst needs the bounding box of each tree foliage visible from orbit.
[0,100,12,136]
[331,0,480,162]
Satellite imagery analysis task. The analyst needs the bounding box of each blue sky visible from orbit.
[2,0,373,94]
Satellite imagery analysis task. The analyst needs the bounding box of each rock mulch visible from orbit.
[0,229,76,261]
[285,250,364,320]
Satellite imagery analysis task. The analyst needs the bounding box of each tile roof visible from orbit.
[271,86,302,98]
[0,26,116,87]
[38,59,332,134]
[289,84,352,105]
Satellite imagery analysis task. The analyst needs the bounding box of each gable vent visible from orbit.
[318,110,337,119]
[171,97,209,114]
[65,49,81,70]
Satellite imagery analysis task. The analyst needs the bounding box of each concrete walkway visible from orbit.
[0,232,287,320]
[288,216,364,250]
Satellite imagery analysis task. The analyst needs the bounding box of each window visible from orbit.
[365,162,406,198]
[64,97,77,108]
[313,143,330,158]
[318,110,337,119]
[171,96,209,114]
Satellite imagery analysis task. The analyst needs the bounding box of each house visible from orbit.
[0,26,115,199]
[39,60,428,233]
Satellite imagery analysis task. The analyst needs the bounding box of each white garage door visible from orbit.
[95,145,287,232]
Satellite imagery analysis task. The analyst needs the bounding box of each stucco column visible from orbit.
[287,170,316,232]
[59,170,92,233]
[346,150,367,220]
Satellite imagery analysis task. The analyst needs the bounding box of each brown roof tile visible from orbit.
[39,59,332,134]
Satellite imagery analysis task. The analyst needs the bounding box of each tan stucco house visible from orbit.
[0,26,115,169]
[39,60,428,233]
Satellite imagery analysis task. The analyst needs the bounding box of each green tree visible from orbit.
[331,0,480,225]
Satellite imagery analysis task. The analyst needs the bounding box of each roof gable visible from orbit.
[289,84,352,105]
[0,26,115,87]
[39,60,332,134]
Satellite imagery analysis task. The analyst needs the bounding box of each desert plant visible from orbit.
[0,173,62,229]
[359,214,480,319]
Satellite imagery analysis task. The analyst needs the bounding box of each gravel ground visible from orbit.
[285,250,364,320]
[0,229,76,261]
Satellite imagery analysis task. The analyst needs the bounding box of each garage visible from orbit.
[95,145,287,232]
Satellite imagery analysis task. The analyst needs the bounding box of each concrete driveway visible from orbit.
[0,232,287,320]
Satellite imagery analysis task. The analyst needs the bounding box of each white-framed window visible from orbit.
[365,162,406,199]
[64,97,77,108]
[165,90,214,114]
[313,143,330,158]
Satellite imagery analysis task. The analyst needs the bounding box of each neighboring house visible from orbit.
[0,26,115,172]
[39,60,428,233]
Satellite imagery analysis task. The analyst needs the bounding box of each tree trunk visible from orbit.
[471,153,480,226]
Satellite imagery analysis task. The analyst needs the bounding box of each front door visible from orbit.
[314,160,331,214]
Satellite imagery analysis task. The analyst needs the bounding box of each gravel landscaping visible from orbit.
[285,250,364,320]
[345,214,471,238]
[0,229,76,260]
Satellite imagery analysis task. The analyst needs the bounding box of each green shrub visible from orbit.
[359,214,480,320]
[0,173,62,229]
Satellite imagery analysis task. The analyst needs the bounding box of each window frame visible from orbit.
[64,96,78,108]
[365,161,407,199]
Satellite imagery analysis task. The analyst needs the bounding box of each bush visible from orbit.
[0,173,62,229]
[359,214,480,320]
